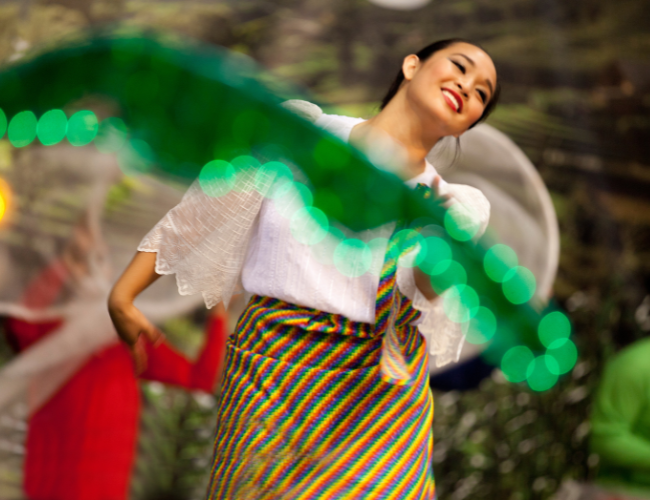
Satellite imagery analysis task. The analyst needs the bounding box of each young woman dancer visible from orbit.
[108,38,499,499]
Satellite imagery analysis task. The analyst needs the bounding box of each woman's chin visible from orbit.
[429,113,463,136]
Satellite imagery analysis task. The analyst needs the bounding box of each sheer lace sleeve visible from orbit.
[398,185,491,367]
[138,167,275,308]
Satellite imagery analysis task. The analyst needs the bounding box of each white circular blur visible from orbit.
[368,0,431,10]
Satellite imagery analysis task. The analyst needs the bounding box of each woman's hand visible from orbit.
[108,251,163,373]
[108,299,162,373]
[431,175,455,209]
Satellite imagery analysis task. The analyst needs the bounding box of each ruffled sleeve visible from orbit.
[398,185,491,367]
[138,167,275,308]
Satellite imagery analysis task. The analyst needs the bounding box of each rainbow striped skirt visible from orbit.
[207,295,435,499]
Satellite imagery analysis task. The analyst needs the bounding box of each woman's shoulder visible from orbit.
[281,100,364,142]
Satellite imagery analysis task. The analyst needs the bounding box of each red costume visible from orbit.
[3,261,226,500]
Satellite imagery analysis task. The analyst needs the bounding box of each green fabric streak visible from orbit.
[0,34,549,370]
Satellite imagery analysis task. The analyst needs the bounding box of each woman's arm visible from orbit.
[412,176,491,301]
[108,251,163,372]
[140,303,227,392]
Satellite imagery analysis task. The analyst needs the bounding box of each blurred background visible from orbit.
[0,0,648,499]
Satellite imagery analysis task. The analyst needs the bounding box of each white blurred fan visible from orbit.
[428,124,560,372]
[367,0,432,10]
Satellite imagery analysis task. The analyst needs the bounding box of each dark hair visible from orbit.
[380,38,500,129]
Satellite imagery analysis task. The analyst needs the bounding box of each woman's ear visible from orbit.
[402,55,420,82]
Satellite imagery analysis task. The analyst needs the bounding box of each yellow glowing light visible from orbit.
[0,178,12,223]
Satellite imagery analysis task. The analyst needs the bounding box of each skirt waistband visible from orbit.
[232,295,424,382]
[239,295,423,340]
[236,295,420,345]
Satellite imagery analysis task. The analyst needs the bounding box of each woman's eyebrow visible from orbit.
[452,53,475,67]
[483,78,494,98]
[452,53,495,98]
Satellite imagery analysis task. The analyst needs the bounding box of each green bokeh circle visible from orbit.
[546,339,578,375]
[431,260,467,295]
[443,203,481,242]
[443,284,480,323]
[199,160,236,197]
[290,206,329,245]
[274,181,313,219]
[67,110,98,146]
[538,311,571,348]
[527,355,559,391]
[501,346,534,383]
[230,155,261,192]
[393,229,425,268]
[502,266,537,305]
[37,109,67,146]
[463,306,497,345]
[418,236,452,276]
[333,238,372,278]
[484,244,518,283]
[95,117,128,153]
[8,110,37,147]
[257,161,293,198]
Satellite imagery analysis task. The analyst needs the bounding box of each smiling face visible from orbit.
[401,42,497,137]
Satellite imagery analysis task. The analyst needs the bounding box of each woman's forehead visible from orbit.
[428,43,496,78]
[436,43,491,63]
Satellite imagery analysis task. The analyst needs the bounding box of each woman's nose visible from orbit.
[456,82,468,98]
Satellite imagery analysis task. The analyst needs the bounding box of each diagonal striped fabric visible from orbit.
[376,228,426,386]
[207,296,434,499]
[376,232,421,386]
[206,230,435,499]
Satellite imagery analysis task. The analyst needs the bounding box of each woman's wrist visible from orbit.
[107,294,139,347]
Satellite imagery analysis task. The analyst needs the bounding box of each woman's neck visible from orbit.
[350,95,444,179]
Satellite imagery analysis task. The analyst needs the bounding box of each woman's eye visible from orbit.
[452,60,466,74]
[477,90,487,103]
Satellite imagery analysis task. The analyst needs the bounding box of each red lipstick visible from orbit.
[441,87,463,113]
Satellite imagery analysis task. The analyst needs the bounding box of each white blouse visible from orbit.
[139,103,491,366]
[242,113,442,323]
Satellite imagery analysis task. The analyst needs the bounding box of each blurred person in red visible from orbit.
[1,214,227,500]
